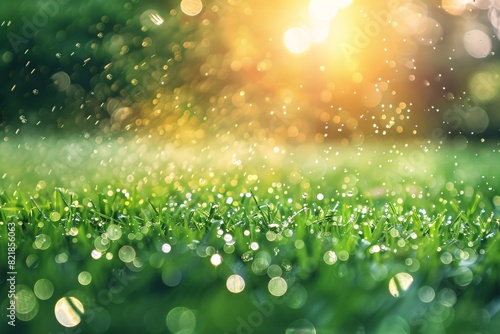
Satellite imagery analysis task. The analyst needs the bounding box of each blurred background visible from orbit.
[0,0,499,145]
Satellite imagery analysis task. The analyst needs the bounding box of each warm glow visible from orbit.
[308,0,339,22]
[284,27,312,54]
[284,0,354,53]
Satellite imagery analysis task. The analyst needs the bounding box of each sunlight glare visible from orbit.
[284,27,312,54]
[308,0,339,22]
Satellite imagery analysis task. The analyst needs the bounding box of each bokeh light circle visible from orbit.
[268,277,288,296]
[388,272,414,297]
[284,27,311,54]
[118,245,136,263]
[463,29,492,58]
[34,279,54,300]
[54,297,84,327]
[166,307,196,334]
[286,318,317,333]
[226,274,245,293]
[181,0,203,16]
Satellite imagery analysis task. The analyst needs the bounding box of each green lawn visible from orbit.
[1,137,499,333]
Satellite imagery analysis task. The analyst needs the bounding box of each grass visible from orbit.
[1,136,500,333]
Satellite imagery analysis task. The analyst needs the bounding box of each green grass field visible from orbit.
[1,137,499,333]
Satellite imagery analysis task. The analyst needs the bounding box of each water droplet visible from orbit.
[49,211,61,222]
[241,251,253,262]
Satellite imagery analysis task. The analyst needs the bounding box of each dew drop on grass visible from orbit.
[34,279,54,300]
[54,296,84,327]
[78,271,92,286]
[241,251,253,262]
[118,245,136,263]
[226,274,245,293]
[268,277,288,297]
[49,211,61,222]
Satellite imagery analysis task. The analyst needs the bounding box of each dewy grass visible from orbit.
[0,137,500,333]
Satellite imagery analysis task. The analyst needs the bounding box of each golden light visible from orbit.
[181,0,203,16]
[308,0,339,22]
[283,0,355,53]
[284,27,312,54]
[336,0,353,8]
